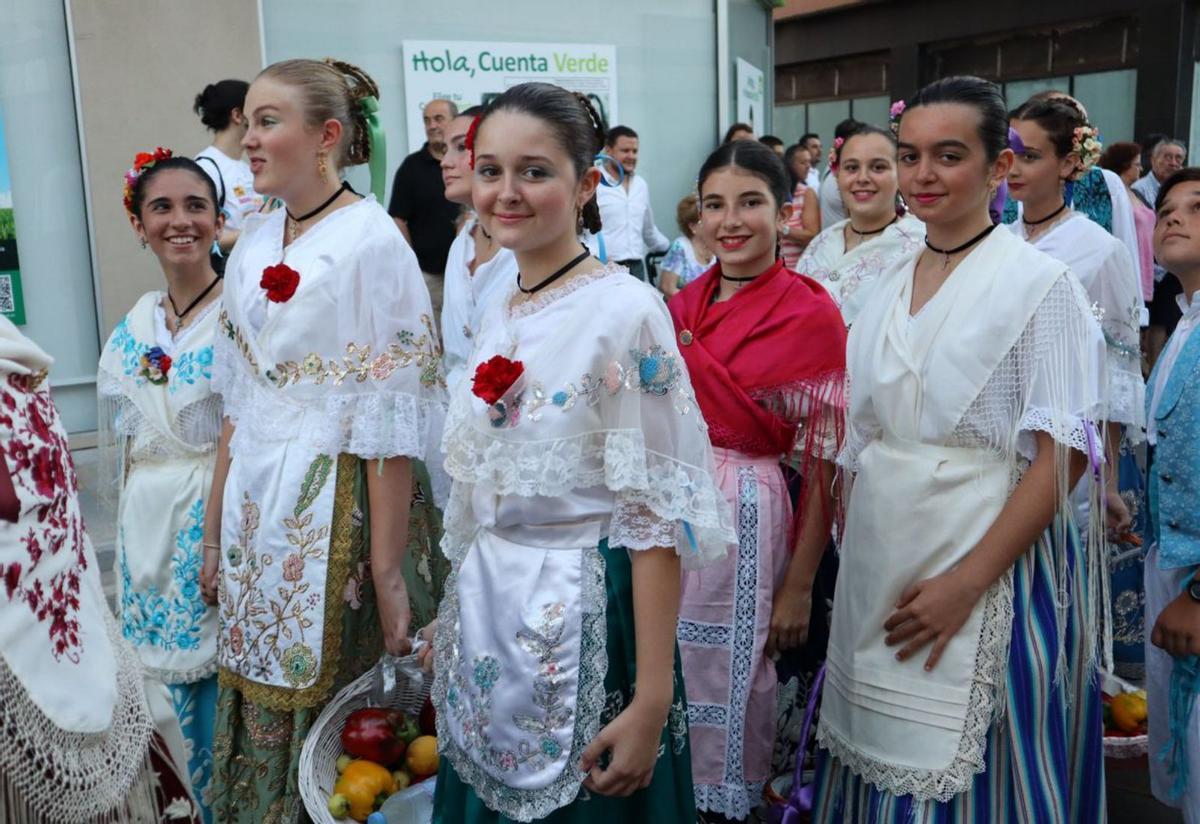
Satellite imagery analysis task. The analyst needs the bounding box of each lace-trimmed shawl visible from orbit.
[796,214,924,327]
[442,268,734,568]
[0,611,160,823]
[96,293,222,514]
[828,227,1108,800]
[1011,212,1146,439]
[210,198,449,499]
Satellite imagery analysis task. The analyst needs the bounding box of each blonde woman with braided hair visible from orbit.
[202,58,447,821]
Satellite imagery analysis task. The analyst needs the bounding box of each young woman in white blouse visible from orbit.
[429,81,733,823]
[200,58,446,821]
[439,105,518,392]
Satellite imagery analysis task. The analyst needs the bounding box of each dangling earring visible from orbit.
[139,237,147,249]
[576,208,584,235]
[317,152,328,178]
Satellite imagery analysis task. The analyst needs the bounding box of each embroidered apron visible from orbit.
[439,519,604,811]
[101,293,219,683]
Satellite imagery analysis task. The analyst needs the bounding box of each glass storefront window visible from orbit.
[0,0,100,432]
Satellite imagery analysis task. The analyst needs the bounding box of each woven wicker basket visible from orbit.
[299,658,433,824]
[1103,733,1149,760]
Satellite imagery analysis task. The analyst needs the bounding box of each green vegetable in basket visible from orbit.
[328,793,351,819]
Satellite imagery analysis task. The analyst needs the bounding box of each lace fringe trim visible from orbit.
[694,779,767,820]
[0,612,157,822]
[816,572,1015,803]
[431,545,609,822]
[443,425,731,529]
[506,264,628,320]
[144,657,218,686]
[214,353,445,462]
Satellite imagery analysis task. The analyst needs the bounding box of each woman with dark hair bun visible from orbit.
[1008,103,1148,686]
[194,79,261,256]
[813,76,1107,821]
[429,81,733,823]
[670,138,846,821]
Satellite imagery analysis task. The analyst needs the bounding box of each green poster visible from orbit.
[0,104,24,325]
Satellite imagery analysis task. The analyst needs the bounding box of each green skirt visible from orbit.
[209,458,445,823]
[433,542,696,823]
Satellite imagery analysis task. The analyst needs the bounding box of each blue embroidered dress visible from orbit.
[99,291,223,820]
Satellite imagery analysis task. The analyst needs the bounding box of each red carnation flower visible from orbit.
[472,355,524,405]
[260,263,302,303]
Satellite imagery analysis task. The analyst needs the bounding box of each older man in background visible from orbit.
[389,97,460,314]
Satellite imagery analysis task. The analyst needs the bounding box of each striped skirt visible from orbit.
[812,521,1106,823]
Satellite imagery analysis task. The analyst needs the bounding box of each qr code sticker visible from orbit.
[0,275,13,314]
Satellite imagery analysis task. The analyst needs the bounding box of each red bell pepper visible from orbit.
[340,709,418,766]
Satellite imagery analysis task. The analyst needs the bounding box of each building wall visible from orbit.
[774,0,1195,144]
[260,0,736,247]
[69,0,263,340]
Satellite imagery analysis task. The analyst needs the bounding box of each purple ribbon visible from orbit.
[775,663,826,821]
[1007,125,1026,155]
[1084,419,1103,481]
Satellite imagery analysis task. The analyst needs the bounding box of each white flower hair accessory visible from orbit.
[1070,125,1102,181]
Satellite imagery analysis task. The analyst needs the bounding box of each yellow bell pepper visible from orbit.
[331,759,397,821]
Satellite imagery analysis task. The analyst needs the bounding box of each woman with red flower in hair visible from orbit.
[199,58,447,821]
[99,148,227,821]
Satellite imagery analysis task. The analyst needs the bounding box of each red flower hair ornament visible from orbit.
[123,147,173,215]
[465,114,482,170]
[260,263,302,303]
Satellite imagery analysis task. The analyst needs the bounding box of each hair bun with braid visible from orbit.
[324,58,379,166]
[480,83,609,235]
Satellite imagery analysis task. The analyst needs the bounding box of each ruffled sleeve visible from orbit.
[1016,273,1106,461]
[604,302,736,566]
[441,273,734,569]
[319,225,446,462]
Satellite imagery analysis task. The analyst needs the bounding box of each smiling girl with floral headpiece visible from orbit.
[101,147,228,820]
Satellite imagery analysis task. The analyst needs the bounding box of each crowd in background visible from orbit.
[6,58,1200,824]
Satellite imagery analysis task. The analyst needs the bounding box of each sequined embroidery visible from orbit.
[268,314,444,389]
[482,345,692,427]
[448,602,572,774]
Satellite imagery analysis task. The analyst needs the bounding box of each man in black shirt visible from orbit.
[389,98,459,314]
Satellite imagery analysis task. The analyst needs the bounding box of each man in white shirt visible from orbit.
[800,132,822,190]
[590,125,669,280]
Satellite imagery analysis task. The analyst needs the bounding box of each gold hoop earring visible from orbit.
[317,152,328,178]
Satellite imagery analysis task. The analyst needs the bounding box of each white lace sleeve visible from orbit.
[1015,274,1106,461]
[1091,244,1146,435]
[442,280,734,568]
